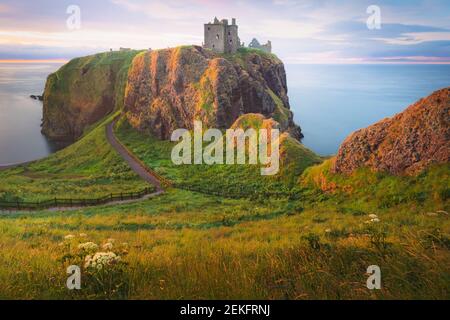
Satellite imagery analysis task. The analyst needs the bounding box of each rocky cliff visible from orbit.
[124,46,302,140]
[42,46,302,143]
[42,50,140,141]
[333,88,450,175]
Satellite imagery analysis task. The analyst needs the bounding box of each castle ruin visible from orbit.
[203,17,242,54]
[203,18,272,54]
[248,38,272,54]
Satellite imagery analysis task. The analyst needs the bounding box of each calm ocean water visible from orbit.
[0,63,63,165]
[286,64,450,155]
[0,63,449,164]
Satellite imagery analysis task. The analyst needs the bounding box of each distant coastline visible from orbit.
[0,59,69,64]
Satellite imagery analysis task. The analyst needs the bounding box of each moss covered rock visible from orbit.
[42,50,141,141]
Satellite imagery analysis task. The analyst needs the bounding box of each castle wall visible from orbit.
[204,24,225,53]
[225,25,240,54]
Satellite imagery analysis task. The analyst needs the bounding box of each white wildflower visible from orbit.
[84,252,121,271]
[369,214,378,219]
[107,238,116,243]
[325,229,332,233]
[64,234,75,240]
[78,242,98,252]
[79,233,88,238]
[370,218,380,223]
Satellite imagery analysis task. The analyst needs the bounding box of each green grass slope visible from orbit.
[0,114,149,202]
[300,158,449,214]
[115,114,321,198]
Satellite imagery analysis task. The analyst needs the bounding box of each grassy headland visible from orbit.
[0,48,448,300]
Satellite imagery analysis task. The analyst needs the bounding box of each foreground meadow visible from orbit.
[0,188,448,300]
[0,112,448,300]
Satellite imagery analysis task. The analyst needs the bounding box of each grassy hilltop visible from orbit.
[0,48,448,299]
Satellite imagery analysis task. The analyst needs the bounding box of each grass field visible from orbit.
[0,118,448,299]
[0,187,448,299]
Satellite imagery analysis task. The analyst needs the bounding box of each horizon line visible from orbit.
[1,58,450,66]
[0,57,450,65]
[0,59,69,64]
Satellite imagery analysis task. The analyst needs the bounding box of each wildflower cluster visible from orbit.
[60,234,129,298]
[78,242,99,252]
[365,214,380,224]
[84,252,121,271]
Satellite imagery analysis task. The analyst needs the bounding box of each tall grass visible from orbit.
[0,189,448,299]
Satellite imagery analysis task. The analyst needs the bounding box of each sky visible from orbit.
[0,0,449,64]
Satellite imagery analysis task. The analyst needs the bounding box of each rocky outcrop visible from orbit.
[124,46,302,140]
[42,50,139,141]
[333,88,450,175]
[41,46,303,143]
[30,95,43,101]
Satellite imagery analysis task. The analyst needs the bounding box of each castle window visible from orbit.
[216,34,220,40]
[229,39,232,43]
[208,27,210,31]
[228,32,231,36]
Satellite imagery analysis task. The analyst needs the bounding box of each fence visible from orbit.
[0,187,154,211]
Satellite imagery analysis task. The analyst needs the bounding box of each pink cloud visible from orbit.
[0,4,12,13]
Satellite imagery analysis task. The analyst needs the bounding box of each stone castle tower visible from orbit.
[203,17,242,54]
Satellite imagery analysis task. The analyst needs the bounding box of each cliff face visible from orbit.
[41,46,302,143]
[124,46,302,140]
[333,88,450,175]
[42,51,139,141]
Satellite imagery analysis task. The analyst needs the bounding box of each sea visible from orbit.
[0,62,449,165]
[286,64,450,156]
[0,62,63,165]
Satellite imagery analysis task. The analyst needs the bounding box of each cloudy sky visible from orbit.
[0,0,449,63]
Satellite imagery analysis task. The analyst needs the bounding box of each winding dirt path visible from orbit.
[106,120,165,193]
[0,119,166,212]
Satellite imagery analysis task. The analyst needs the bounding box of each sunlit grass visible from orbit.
[0,189,448,299]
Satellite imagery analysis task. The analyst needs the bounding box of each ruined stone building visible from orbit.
[203,17,242,54]
[248,38,272,54]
